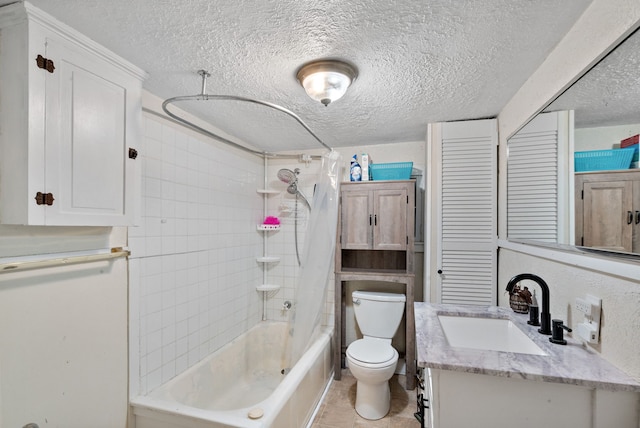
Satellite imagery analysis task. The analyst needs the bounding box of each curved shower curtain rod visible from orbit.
[161,70,332,159]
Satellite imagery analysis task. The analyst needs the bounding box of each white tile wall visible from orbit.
[130,115,265,394]
[129,117,383,396]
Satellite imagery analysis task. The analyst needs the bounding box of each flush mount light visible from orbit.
[296,59,358,106]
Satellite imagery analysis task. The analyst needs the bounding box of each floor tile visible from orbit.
[311,370,421,428]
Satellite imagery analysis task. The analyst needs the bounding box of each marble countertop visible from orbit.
[415,302,640,392]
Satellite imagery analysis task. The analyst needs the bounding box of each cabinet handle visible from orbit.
[636,211,640,225]
[374,214,377,226]
[628,211,633,225]
[369,214,372,226]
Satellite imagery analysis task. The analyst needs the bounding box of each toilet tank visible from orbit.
[352,290,406,339]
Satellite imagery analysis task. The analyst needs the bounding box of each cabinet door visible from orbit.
[583,180,632,252]
[43,36,137,225]
[634,181,640,254]
[373,188,407,250]
[341,189,372,249]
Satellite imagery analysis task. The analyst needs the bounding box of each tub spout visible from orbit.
[506,273,551,335]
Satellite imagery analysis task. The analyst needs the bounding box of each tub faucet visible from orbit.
[506,273,552,335]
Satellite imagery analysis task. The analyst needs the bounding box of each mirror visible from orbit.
[507,28,640,256]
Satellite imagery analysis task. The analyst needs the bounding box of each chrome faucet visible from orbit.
[506,273,552,335]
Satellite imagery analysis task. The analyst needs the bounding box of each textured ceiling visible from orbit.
[545,27,640,129]
[7,0,595,152]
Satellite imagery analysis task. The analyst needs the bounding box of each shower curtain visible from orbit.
[288,150,341,366]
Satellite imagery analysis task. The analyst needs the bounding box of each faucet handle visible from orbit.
[549,319,572,345]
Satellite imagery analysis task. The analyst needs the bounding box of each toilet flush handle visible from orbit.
[353,298,361,305]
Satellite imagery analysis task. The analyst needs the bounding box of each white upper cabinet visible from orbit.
[0,2,147,226]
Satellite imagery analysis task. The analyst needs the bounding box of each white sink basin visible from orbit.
[438,315,547,356]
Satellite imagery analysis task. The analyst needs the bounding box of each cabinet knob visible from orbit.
[128,148,138,159]
[636,211,640,225]
[437,269,443,275]
[628,211,633,225]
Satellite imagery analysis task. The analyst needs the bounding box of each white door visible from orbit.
[433,119,498,305]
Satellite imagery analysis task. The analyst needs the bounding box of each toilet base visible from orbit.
[354,379,391,420]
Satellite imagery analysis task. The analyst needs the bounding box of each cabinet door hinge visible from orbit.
[34,192,55,206]
[35,54,55,73]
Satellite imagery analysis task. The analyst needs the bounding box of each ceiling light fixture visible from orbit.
[296,59,358,107]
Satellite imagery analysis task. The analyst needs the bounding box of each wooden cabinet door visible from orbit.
[583,180,632,252]
[340,189,372,249]
[43,36,136,225]
[373,188,407,250]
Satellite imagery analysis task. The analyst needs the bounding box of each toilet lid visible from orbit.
[347,339,395,364]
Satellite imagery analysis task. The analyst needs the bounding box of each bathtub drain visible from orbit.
[248,407,264,420]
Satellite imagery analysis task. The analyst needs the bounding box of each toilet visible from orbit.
[346,290,406,420]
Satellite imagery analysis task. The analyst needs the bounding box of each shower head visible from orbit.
[277,168,309,208]
[277,168,300,184]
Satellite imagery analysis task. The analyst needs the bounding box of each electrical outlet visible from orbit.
[585,294,602,321]
[575,294,602,344]
[575,297,591,315]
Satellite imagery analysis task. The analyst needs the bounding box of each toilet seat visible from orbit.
[346,339,398,369]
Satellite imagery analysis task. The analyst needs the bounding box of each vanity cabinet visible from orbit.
[335,180,416,389]
[575,170,640,253]
[0,2,146,226]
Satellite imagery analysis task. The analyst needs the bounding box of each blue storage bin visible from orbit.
[574,148,635,172]
[370,162,413,180]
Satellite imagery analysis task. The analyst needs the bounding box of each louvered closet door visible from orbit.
[439,119,497,305]
[507,111,571,243]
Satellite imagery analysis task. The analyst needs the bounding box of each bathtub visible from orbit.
[131,322,333,428]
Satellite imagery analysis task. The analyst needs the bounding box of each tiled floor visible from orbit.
[310,369,421,427]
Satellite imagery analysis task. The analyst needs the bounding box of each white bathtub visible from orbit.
[131,322,333,428]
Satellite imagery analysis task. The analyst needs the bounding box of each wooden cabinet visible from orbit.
[0,2,146,226]
[575,170,640,253]
[341,186,408,251]
[335,180,416,389]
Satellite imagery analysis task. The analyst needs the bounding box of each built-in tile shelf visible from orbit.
[256,256,280,263]
[257,224,280,231]
[256,284,280,292]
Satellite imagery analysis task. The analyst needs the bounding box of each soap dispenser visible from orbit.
[527,289,540,326]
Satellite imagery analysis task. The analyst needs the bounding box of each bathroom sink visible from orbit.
[437,315,547,356]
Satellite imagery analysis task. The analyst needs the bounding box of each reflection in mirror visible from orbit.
[507,28,640,256]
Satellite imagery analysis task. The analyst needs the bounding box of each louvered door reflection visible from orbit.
[507,111,572,243]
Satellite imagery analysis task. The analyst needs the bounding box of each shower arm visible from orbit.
[161,70,333,159]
